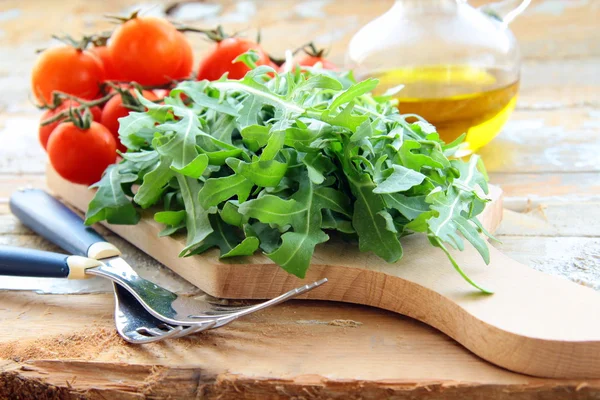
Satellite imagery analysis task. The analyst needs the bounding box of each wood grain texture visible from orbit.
[1,292,600,400]
[47,167,600,379]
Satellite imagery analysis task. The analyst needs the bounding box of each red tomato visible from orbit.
[48,121,117,185]
[90,46,123,81]
[101,90,158,152]
[109,17,184,85]
[31,46,105,105]
[282,55,337,72]
[171,33,194,80]
[39,100,102,150]
[197,38,271,81]
[153,89,169,98]
[297,55,337,70]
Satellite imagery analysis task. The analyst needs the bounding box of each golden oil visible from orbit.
[371,66,519,154]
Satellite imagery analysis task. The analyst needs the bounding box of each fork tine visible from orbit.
[209,304,255,312]
[136,326,172,336]
[170,319,218,339]
[140,326,179,336]
[188,278,328,320]
[131,319,217,342]
[125,324,184,344]
[219,278,328,322]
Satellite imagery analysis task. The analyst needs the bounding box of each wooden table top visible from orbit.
[0,1,599,399]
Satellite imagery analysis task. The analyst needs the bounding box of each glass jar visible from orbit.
[346,0,530,155]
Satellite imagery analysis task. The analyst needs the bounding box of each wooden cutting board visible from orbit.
[46,166,600,380]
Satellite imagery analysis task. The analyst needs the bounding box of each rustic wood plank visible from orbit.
[1,0,599,61]
[497,205,600,238]
[1,292,600,400]
[480,108,600,173]
[493,236,600,291]
[519,60,600,108]
[490,172,600,197]
[0,175,46,198]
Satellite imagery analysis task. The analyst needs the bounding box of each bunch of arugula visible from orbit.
[85,57,494,292]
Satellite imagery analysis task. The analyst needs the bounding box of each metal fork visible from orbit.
[114,278,327,343]
[9,189,327,328]
[114,283,206,343]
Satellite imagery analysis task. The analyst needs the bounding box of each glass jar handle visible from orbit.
[478,0,531,25]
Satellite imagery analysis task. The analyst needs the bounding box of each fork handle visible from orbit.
[0,246,101,279]
[9,189,121,259]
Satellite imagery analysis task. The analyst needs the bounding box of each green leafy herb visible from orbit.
[85,61,493,292]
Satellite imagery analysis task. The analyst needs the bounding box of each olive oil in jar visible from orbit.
[371,66,519,154]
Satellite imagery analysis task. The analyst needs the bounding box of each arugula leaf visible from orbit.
[321,101,369,132]
[262,179,329,277]
[330,79,379,110]
[398,140,445,171]
[261,131,285,161]
[430,236,492,294]
[172,81,239,117]
[222,237,260,258]
[384,193,429,220]
[190,215,258,258]
[238,159,288,187]
[427,188,490,264]
[302,153,336,184]
[134,155,174,208]
[244,222,281,253]
[322,209,355,234]
[85,165,139,225]
[156,110,209,178]
[221,201,244,227]
[154,210,186,225]
[346,171,403,263]
[237,195,298,225]
[118,112,158,151]
[373,165,426,194]
[198,174,253,209]
[452,155,488,194]
[213,78,304,129]
[177,175,213,256]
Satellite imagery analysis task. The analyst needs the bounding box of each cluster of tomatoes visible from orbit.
[31,14,336,186]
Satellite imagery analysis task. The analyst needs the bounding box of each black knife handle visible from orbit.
[9,189,115,258]
[0,245,70,278]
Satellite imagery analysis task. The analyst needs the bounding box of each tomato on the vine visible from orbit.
[197,38,271,81]
[109,17,185,85]
[48,121,117,185]
[31,46,105,105]
[296,55,337,70]
[90,46,123,81]
[101,90,158,152]
[39,100,102,150]
[171,33,194,80]
[282,55,337,72]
